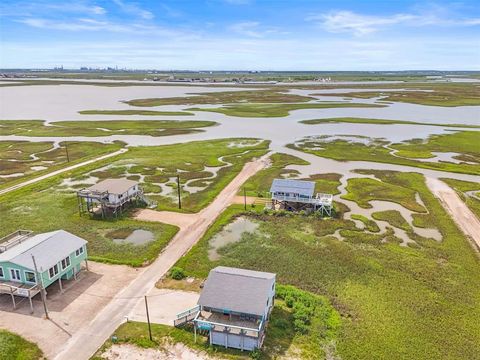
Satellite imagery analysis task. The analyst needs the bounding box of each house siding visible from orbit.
[0,245,87,288]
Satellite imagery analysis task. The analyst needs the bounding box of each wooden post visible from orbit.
[145,296,153,341]
[10,287,16,309]
[28,292,34,314]
[177,175,182,209]
[243,187,247,211]
[65,142,70,162]
[194,323,197,343]
[85,259,89,271]
[32,255,49,319]
[58,277,63,293]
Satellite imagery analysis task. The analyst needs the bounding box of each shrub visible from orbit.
[170,266,186,280]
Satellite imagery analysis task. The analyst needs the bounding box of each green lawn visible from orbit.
[187,102,385,118]
[0,330,43,360]
[173,170,480,359]
[78,109,194,116]
[0,119,216,137]
[291,130,480,175]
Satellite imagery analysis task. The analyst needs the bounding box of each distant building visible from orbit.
[175,266,276,351]
[270,178,333,215]
[0,230,88,312]
[77,178,149,218]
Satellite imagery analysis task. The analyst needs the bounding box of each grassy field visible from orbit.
[291,130,480,175]
[173,169,480,359]
[64,138,269,213]
[125,89,314,106]
[0,329,43,360]
[301,117,480,129]
[78,109,193,116]
[440,178,480,219]
[0,119,215,137]
[187,102,384,117]
[94,284,340,360]
[0,140,124,186]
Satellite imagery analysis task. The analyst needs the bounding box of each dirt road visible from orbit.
[426,177,480,252]
[54,154,270,360]
[0,148,127,196]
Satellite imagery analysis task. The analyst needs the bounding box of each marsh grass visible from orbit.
[0,329,43,360]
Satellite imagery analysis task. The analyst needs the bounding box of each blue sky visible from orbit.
[0,0,479,70]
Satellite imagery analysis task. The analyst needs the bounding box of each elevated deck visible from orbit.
[0,230,33,253]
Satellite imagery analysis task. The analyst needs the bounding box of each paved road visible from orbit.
[426,177,480,252]
[54,154,270,360]
[0,148,128,196]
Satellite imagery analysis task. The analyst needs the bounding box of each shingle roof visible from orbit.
[270,179,315,197]
[87,178,138,195]
[198,266,276,317]
[0,230,87,271]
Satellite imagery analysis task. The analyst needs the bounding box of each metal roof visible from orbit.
[270,179,315,197]
[0,230,87,271]
[197,266,276,317]
[86,178,138,195]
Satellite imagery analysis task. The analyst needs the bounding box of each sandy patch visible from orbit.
[101,343,214,360]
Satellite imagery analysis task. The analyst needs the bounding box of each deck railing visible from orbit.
[272,194,332,206]
[0,230,33,253]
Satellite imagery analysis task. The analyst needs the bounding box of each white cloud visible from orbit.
[111,0,154,20]
[229,21,284,38]
[308,9,480,36]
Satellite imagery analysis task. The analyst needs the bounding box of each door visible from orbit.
[10,268,21,282]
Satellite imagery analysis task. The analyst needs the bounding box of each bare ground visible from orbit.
[426,177,480,252]
[0,262,137,359]
[100,342,215,360]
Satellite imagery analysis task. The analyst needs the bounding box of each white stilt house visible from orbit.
[270,178,333,216]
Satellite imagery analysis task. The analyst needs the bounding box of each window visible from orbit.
[61,256,71,270]
[48,264,59,279]
[0,266,4,278]
[10,268,21,281]
[24,271,36,283]
[75,246,84,257]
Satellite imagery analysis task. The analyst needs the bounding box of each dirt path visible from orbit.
[0,148,128,196]
[54,154,270,360]
[426,177,480,252]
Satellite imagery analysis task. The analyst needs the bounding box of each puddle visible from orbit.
[31,166,48,171]
[113,229,154,245]
[208,217,259,260]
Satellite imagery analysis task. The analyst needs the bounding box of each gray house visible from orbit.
[270,178,333,215]
[176,266,276,351]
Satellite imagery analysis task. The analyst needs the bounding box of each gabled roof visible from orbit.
[270,179,315,197]
[86,178,138,195]
[0,230,87,271]
[198,266,276,317]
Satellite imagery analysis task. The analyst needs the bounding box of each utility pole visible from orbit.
[65,142,70,162]
[243,187,247,210]
[31,255,49,319]
[144,296,153,341]
[177,175,182,209]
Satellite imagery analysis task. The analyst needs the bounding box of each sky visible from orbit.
[0,0,479,70]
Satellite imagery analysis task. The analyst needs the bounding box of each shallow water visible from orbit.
[113,229,154,245]
[208,217,259,260]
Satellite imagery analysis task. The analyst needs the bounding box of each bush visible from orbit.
[250,348,261,359]
[170,266,186,280]
[293,319,309,334]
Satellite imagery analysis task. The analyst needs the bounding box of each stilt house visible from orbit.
[270,178,333,215]
[175,266,276,351]
[0,230,88,313]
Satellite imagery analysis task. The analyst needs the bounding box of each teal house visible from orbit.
[0,230,88,312]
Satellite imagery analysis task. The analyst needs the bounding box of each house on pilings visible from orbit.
[269,178,333,216]
[0,230,88,313]
[77,178,153,219]
[175,266,276,351]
